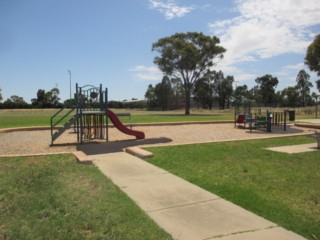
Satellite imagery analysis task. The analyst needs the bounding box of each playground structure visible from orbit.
[234,102,289,132]
[50,84,145,145]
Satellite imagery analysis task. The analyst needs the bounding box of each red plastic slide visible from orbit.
[107,109,145,139]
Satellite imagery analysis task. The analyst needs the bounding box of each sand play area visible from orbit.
[0,123,312,157]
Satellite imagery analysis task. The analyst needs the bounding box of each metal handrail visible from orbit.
[50,107,76,137]
[53,108,75,128]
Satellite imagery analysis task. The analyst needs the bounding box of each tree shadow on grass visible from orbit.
[77,137,172,155]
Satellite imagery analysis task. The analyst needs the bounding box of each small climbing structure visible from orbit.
[51,84,109,144]
[51,83,145,145]
[234,101,288,132]
[74,84,109,143]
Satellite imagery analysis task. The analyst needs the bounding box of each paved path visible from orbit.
[267,143,319,154]
[91,152,306,240]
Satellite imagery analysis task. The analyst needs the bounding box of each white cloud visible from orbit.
[275,63,319,89]
[216,63,257,83]
[129,65,162,81]
[130,66,157,72]
[276,63,305,76]
[148,0,194,20]
[209,0,320,65]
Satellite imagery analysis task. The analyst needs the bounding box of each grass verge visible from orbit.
[0,154,171,240]
[146,136,320,240]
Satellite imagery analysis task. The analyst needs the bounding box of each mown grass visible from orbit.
[0,109,233,129]
[0,108,316,129]
[146,136,320,240]
[0,154,172,240]
[126,113,232,123]
[0,109,71,128]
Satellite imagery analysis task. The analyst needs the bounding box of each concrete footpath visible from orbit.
[92,152,306,240]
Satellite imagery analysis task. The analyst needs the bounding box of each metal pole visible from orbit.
[79,87,83,144]
[284,110,287,131]
[68,70,72,99]
[105,88,108,142]
[76,83,79,142]
[316,96,319,118]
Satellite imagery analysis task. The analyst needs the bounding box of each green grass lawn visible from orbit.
[0,154,172,240]
[0,109,71,128]
[1,108,316,129]
[126,113,232,123]
[0,109,233,129]
[146,136,320,240]
[0,109,314,128]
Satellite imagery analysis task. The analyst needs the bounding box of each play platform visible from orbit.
[295,119,320,129]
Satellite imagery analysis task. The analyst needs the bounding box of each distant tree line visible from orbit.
[145,69,318,110]
[0,88,65,109]
[0,86,149,109]
[234,70,318,108]
[145,32,320,111]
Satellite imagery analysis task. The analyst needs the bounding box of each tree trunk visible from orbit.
[185,87,191,115]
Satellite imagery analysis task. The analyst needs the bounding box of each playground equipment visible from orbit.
[234,102,288,132]
[50,84,145,144]
[234,101,252,129]
[310,131,320,149]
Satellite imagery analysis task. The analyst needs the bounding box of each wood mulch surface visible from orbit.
[0,123,309,156]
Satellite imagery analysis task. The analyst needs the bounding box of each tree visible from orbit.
[3,95,28,108]
[247,85,259,103]
[145,76,175,110]
[316,80,320,92]
[0,88,2,102]
[305,34,320,76]
[212,70,224,108]
[32,89,47,107]
[193,76,213,109]
[279,86,300,107]
[254,74,279,106]
[212,71,234,109]
[221,75,234,108]
[31,88,61,108]
[152,32,226,115]
[64,98,76,108]
[10,95,27,106]
[233,85,249,104]
[170,77,185,109]
[154,76,173,111]
[145,84,157,110]
[296,69,313,106]
[46,87,61,107]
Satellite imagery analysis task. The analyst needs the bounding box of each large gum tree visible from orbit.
[305,34,320,77]
[305,33,320,92]
[152,32,226,115]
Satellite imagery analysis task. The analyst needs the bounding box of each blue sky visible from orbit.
[1,0,320,103]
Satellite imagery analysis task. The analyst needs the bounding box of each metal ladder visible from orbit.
[50,108,78,145]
